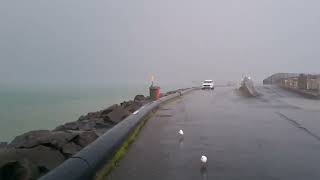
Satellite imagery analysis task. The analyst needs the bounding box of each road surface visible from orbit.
[108,86,320,180]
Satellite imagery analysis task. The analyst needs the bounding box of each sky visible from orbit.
[1,0,320,87]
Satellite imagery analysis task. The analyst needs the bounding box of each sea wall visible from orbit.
[0,88,192,180]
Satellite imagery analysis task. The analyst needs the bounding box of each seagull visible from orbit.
[201,155,208,164]
[178,130,184,135]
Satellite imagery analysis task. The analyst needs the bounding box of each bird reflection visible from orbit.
[200,166,208,180]
[178,137,184,148]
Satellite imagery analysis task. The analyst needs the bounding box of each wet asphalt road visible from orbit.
[108,86,320,180]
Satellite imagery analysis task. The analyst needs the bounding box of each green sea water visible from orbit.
[0,84,160,142]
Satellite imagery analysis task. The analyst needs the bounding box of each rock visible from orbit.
[88,111,102,119]
[10,130,50,148]
[63,122,79,130]
[10,130,78,149]
[77,104,121,123]
[106,107,131,124]
[134,95,145,103]
[0,158,39,180]
[78,111,102,121]
[94,128,110,137]
[17,145,65,170]
[62,142,82,156]
[53,125,66,131]
[78,115,86,121]
[55,121,86,131]
[101,104,119,115]
[166,91,176,95]
[54,121,79,131]
[78,121,96,131]
[49,131,78,148]
[94,118,113,129]
[0,145,65,179]
[120,101,134,108]
[55,118,113,132]
[121,100,144,113]
[75,131,99,147]
[123,102,142,113]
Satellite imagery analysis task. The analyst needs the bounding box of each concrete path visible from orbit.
[108,86,320,180]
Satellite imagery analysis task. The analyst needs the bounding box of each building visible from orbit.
[280,77,298,89]
[298,74,308,89]
[295,74,320,91]
[306,75,320,91]
[263,73,299,85]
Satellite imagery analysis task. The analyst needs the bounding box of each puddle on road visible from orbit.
[159,108,171,111]
[200,166,208,180]
[179,137,184,149]
[156,114,173,118]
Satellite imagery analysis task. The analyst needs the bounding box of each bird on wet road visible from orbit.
[201,155,208,164]
[178,130,184,135]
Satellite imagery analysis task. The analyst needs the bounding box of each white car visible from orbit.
[202,80,215,90]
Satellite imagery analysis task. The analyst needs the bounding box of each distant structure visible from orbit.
[297,74,320,90]
[264,73,320,98]
[263,73,299,85]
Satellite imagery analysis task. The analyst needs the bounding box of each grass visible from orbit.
[94,112,153,180]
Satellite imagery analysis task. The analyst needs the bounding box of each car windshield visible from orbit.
[2,1,320,180]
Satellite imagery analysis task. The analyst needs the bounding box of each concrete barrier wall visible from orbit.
[40,88,195,180]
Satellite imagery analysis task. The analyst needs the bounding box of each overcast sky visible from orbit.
[1,0,320,87]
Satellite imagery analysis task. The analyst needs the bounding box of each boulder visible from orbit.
[53,125,65,131]
[106,107,131,124]
[53,121,79,131]
[62,142,82,156]
[0,145,65,180]
[10,130,78,149]
[0,157,39,180]
[166,91,176,95]
[78,121,96,131]
[101,104,119,115]
[121,100,145,112]
[120,101,134,108]
[79,111,102,121]
[94,118,113,129]
[63,122,79,130]
[10,130,50,148]
[94,128,110,137]
[123,102,142,113]
[55,118,113,132]
[78,115,86,121]
[54,121,79,131]
[88,111,102,119]
[75,131,99,147]
[134,95,145,103]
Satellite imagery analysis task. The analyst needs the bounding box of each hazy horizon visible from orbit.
[1,0,320,88]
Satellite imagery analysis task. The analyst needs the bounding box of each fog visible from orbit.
[1,0,320,87]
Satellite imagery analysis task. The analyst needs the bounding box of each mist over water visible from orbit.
[1,0,320,140]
